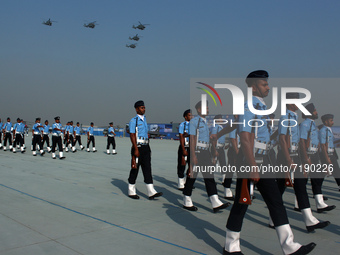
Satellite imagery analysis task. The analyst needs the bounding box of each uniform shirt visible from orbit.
[65,125,70,133]
[278,110,299,144]
[43,125,50,134]
[0,122,2,130]
[74,126,81,135]
[52,123,63,136]
[189,115,209,143]
[87,126,94,136]
[129,115,148,139]
[3,122,13,132]
[238,96,270,144]
[229,129,240,148]
[178,121,190,146]
[319,125,334,149]
[32,123,42,134]
[300,118,319,147]
[108,127,115,137]
[68,125,74,135]
[211,124,226,146]
[14,123,25,133]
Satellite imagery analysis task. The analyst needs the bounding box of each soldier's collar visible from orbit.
[137,114,145,121]
[253,96,266,106]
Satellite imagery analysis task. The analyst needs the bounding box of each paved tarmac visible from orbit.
[0,135,339,255]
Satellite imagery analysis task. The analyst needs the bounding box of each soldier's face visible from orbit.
[253,79,270,98]
[185,112,192,121]
[136,106,146,115]
[326,119,334,127]
[312,110,318,119]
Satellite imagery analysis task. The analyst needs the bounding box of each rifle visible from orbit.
[285,117,294,187]
[239,179,253,205]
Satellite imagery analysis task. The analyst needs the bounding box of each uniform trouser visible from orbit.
[13,134,23,147]
[177,146,190,178]
[223,148,234,188]
[276,152,310,210]
[75,135,82,146]
[87,136,95,148]
[3,132,12,146]
[52,136,63,152]
[42,135,50,148]
[0,132,2,143]
[32,134,43,151]
[69,135,75,146]
[319,153,340,187]
[128,145,153,184]
[309,153,324,195]
[227,155,289,232]
[107,136,116,149]
[183,149,218,197]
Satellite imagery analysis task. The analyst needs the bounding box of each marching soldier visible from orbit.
[223,70,315,255]
[274,93,329,232]
[127,100,163,200]
[74,122,84,150]
[2,117,13,151]
[87,122,96,152]
[0,118,3,149]
[211,115,234,200]
[182,102,230,213]
[319,114,340,192]
[176,109,192,190]
[51,116,65,159]
[42,120,52,153]
[68,121,76,152]
[63,122,70,152]
[299,103,335,213]
[32,118,45,156]
[13,118,25,153]
[107,122,117,155]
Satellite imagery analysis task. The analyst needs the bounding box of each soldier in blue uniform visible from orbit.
[42,120,52,153]
[299,104,336,213]
[32,118,45,156]
[87,122,96,152]
[0,118,3,149]
[51,116,65,159]
[274,93,329,232]
[127,100,162,200]
[319,114,340,192]
[223,70,315,255]
[176,109,192,190]
[107,122,117,155]
[68,121,76,152]
[182,102,230,213]
[212,114,234,200]
[2,117,13,151]
[13,118,25,153]
[63,122,70,152]
[74,122,84,150]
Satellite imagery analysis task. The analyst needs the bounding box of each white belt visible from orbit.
[52,133,61,137]
[108,135,115,137]
[254,141,270,151]
[137,137,149,145]
[76,134,80,136]
[34,132,40,135]
[217,142,225,149]
[196,141,209,149]
[328,148,334,154]
[308,146,318,153]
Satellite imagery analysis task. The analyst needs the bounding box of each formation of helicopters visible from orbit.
[42,19,150,49]
[126,22,149,49]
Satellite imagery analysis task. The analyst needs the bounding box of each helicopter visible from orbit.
[42,19,57,26]
[84,21,98,29]
[129,34,142,41]
[126,43,137,49]
[132,21,150,30]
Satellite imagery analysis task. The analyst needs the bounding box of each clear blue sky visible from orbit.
[1,0,340,127]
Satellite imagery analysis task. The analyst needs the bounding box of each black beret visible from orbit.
[269,113,275,119]
[134,100,145,108]
[321,114,334,122]
[305,103,315,114]
[7,117,10,120]
[17,118,21,121]
[90,122,94,125]
[183,109,191,118]
[195,101,208,110]
[76,122,79,124]
[54,116,60,120]
[45,120,48,122]
[109,122,113,125]
[36,118,41,121]
[214,114,223,119]
[246,70,269,86]
[286,93,300,99]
